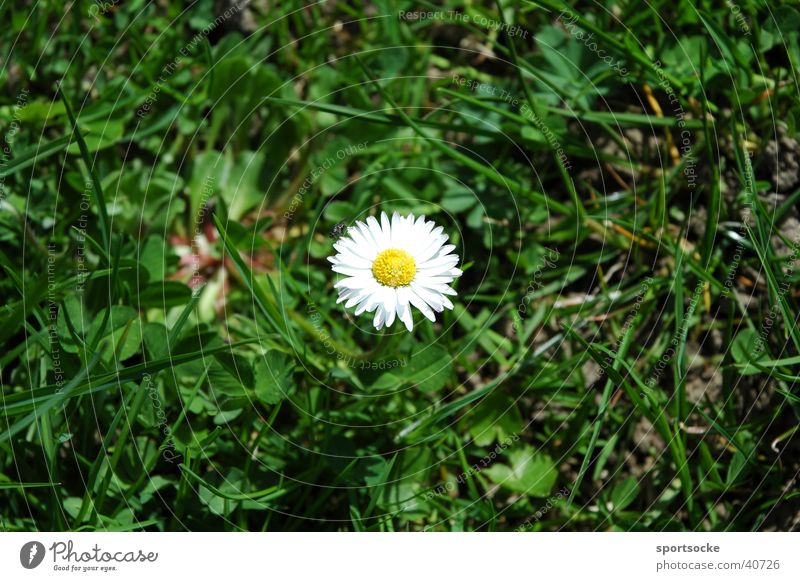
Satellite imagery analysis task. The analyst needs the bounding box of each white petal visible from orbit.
[391,212,404,245]
[373,306,385,330]
[355,295,379,315]
[414,275,459,287]
[383,289,397,328]
[336,288,358,304]
[418,255,460,272]
[335,253,374,269]
[414,235,448,263]
[355,221,380,253]
[403,214,416,236]
[367,215,389,250]
[410,282,445,312]
[407,288,436,322]
[345,285,376,309]
[359,285,384,314]
[333,243,371,264]
[380,212,392,246]
[334,275,375,290]
[416,216,434,236]
[331,264,373,277]
[396,287,414,331]
[432,284,458,296]
[347,227,378,260]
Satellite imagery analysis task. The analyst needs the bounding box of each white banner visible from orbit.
[0,533,796,579]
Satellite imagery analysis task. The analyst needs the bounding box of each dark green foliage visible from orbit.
[1,0,799,531]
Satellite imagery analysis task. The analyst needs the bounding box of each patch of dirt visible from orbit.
[683,363,723,405]
[763,126,800,193]
[773,216,800,256]
[626,417,663,478]
[737,369,778,414]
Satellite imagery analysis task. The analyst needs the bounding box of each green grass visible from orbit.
[1,0,799,531]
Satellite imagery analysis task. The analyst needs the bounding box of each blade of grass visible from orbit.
[567,308,639,507]
[58,85,110,254]
[565,327,695,515]
[354,55,573,217]
[74,290,205,524]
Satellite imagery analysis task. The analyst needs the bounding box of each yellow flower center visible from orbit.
[372,248,416,287]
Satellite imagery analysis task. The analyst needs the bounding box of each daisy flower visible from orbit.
[328,211,462,331]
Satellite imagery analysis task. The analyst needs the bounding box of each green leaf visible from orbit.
[208,351,254,398]
[372,345,452,393]
[726,452,749,487]
[139,235,168,281]
[136,280,192,309]
[610,476,639,511]
[465,393,523,447]
[484,446,557,497]
[441,186,477,214]
[142,323,169,360]
[57,294,91,353]
[731,328,767,375]
[206,366,244,400]
[90,305,142,362]
[66,119,124,154]
[254,351,294,405]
